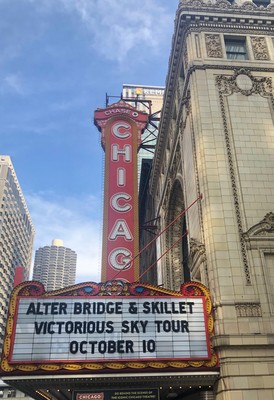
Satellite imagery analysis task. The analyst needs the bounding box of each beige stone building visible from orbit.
[140,0,274,398]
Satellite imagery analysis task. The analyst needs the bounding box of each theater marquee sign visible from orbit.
[1,280,218,373]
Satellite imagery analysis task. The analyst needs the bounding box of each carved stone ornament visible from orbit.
[180,0,270,11]
[244,212,274,239]
[182,0,206,8]
[190,238,206,265]
[241,1,257,11]
[235,302,262,317]
[170,142,181,181]
[216,68,273,97]
[205,34,223,58]
[182,0,231,8]
[215,0,232,8]
[162,177,172,212]
[236,74,253,91]
[251,36,270,60]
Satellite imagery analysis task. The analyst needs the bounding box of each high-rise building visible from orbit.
[0,155,35,350]
[122,84,165,183]
[0,379,33,400]
[139,0,274,397]
[32,239,77,291]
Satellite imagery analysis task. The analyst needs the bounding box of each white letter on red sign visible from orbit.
[111,193,132,212]
[109,248,132,270]
[112,122,131,139]
[109,219,133,241]
[112,144,131,162]
[117,167,126,186]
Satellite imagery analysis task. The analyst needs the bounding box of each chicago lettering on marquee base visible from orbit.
[0,280,218,373]
[94,101,148,282]
[75,389,159,400]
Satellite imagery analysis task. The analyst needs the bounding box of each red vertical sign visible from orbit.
[94,101,148,282]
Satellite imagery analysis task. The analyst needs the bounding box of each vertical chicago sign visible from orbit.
[94,101,148,282]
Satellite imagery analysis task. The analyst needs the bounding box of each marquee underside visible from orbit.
[2,371,219,400]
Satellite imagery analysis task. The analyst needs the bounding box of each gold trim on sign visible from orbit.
[1,280,218,373]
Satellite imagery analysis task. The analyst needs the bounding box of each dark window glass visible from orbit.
[253,0,270,6]
[225,37,248,60]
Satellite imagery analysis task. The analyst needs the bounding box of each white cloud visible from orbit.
[3,73,25,95]
[24,0,175,64]
[63,0,174,63]
[26,192,102,284]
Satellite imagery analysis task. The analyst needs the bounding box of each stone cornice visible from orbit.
[178,0,274,16]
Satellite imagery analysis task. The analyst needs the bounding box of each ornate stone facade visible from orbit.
[142,0,274,398]
[251,36,270,60]
[205,34,223,58]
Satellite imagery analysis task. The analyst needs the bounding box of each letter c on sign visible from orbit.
[109,248,132,270]
[112,122,131,139]
[111,193,132,212]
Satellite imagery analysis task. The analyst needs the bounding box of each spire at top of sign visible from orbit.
[96,100,148,114]
[94,100,149,148]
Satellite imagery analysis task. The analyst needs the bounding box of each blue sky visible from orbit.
[0,0,178,283]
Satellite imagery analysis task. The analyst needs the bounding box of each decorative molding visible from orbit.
[163,150,184,291]
[235,302,262,317]
[181,0,233,9]
[205,34,223,58]
[216,70,274,284]
[184,45,189,72]
[179,0,273,12]
[216,68,273,97]
[162,177,172,212]
[251,36,270,60]
[241,1,260,11]
[189,238,207,280]
[161,143,181,213]
[188,101,209,286]
[244,212,274,239]
[216,68,267,285]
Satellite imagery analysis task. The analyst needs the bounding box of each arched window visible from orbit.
[165,180,190,291]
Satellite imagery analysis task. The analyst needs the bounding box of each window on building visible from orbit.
[253,0,270,6]
[8,390,16,398]
[225,37,248,59]
[0,391,4,398]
